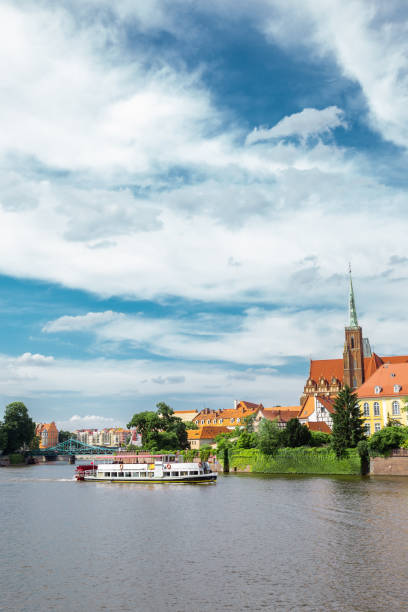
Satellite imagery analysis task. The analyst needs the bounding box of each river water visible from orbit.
[1,464,408,612]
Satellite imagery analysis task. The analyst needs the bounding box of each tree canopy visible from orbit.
[0,402,36,454]
[127,402,189,451]
[280,418,311,448]
[257,418,281,456]
[332,386,366,457]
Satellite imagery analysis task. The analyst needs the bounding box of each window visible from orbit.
[230,418,234,423]
[219,419,223,424]
[374,386,382,394]
[320,406,326,413]
[171,471,179,477]
[163,472,170,477]
[125,472,131,477]
[207,419,210,424]
[201,420,204,424]
[213,419,217,424]
[148,472,154,477]
[111,472,117,477]
[180,471,188,476]
[118,472,124,477]
[373,402,380,416]
[140,472,147,478]
[394,384,402,393]
[363,402,370,416]
[375,423,381,432]
[104,472,111,477]
[190,471,198,475]
[132,472,139,477]
[392,401,400,416]
[351,337,354,348]
[237,418,241,423]
[364,424,371,436]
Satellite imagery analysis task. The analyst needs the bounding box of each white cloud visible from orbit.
[15,352,54,365]
[246,106,347,145]
[253,0,408,149]
[57,414,116,430]
[0,352,305,409]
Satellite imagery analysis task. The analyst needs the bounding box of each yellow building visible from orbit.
[357,363,408,436]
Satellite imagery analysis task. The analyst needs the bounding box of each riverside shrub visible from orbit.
[368,426,408,455]
[228,448,360,475]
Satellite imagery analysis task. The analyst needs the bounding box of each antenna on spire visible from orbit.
[348,263,358,328]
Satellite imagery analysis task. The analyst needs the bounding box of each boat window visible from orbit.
[111,472,117,477]
[163,472,170,476]
[190,471,198,475]
[125,472,131,477]
[180,471,188,476]
[118,472,124,477]
[171,471,179,477]
[148,471,154,477]
[104,472,110,477]
[140,472,147,478]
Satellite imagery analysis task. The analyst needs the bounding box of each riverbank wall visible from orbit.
[222,448,361,475]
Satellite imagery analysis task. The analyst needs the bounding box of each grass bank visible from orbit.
[227,448,361,475]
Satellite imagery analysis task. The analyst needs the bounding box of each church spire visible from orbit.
[348,263,358,328]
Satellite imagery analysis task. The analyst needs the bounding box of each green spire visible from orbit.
[348,264,358,328]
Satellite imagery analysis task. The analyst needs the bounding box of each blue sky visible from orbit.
[1,1,408,430]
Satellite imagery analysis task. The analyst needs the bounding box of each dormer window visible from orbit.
[394,384,402,393]
[374,386,382,394]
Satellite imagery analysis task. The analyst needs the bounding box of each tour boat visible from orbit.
[75,454,217,484]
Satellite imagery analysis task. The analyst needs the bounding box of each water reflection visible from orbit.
[1,465,408,611]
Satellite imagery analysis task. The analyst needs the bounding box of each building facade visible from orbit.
[357,363,408,436]
[301,269,408,404]
[35,422,59,448]
[193,401,262,428]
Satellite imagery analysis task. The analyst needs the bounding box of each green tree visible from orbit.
[309,431,331,447]
[199,445,212,462]
[281,418,311,448]
[58,430,76,443]
[184,421,198,430]
[236,430,258,449]
[2,402,36,454]
[332,386,366,458]
[257,418,281,456]
[0,422,7,452]
[127,402,189,451]
[368,425,408,455]
[243,413,256,433]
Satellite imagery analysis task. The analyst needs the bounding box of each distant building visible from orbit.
[193,401,262,428]
[188,426,230,449]
[35,422,59,448]
[253,406,301,430]
[173,410,199,423]
[298,395,335,430]
[74,427,133,447]
[300,269,408,404]
[357,363,408,436]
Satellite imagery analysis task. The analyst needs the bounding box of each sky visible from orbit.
[1,0,408,430]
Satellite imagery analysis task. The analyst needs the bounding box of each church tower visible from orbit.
[343,266,364,389]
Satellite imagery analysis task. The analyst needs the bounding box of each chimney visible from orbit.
[234,400,237,409]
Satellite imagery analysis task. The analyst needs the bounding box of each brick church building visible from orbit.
[300,269,408,405]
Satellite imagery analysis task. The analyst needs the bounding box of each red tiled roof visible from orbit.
[261,409,300,423]
[187,426,230,440]
[309,354,408,385]
[306,422,332,434]
[357,362,408,398]
[317,396,335,414]
[238,401,263,410]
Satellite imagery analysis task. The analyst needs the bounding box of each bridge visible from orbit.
[30,438,118,456]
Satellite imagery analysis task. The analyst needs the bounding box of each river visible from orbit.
[1,463,408,611]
